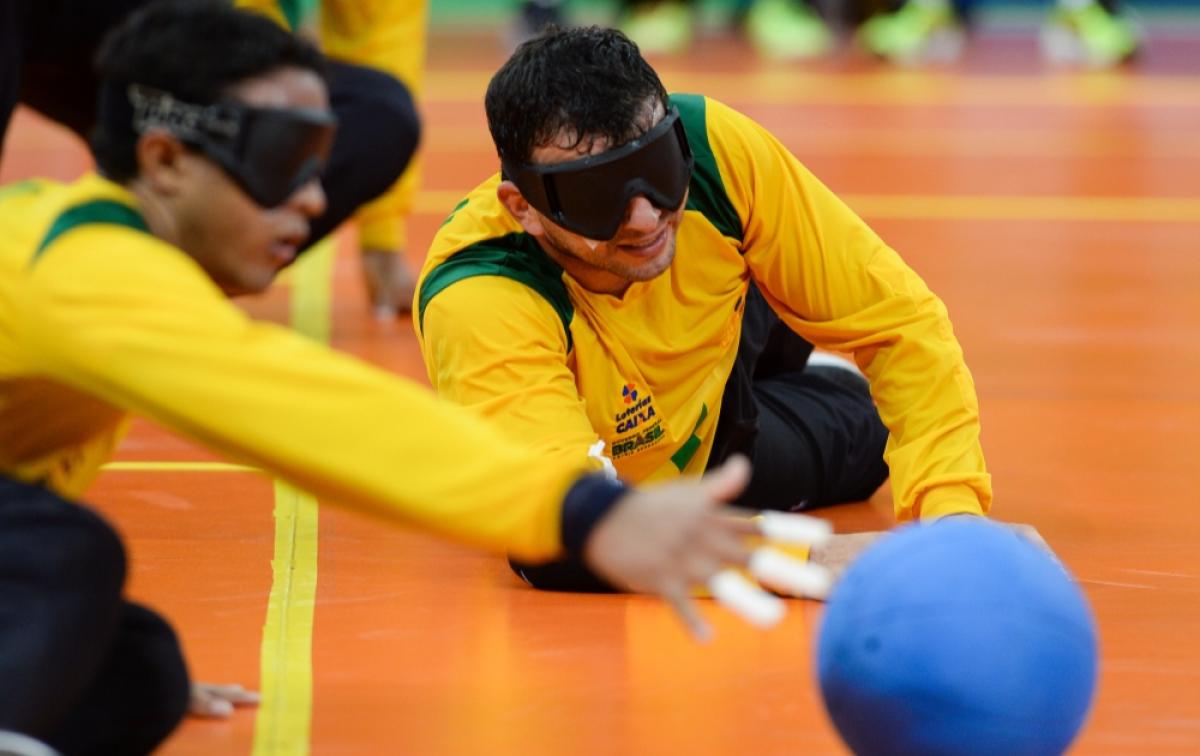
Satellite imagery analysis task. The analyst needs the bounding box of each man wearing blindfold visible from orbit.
[0,5,809,753]
[416,26,992,590]
[0,0,421,313]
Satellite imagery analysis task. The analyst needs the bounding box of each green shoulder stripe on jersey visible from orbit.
[670,403,710,472]
[671,94,743,243]
[418,233,575,351]
[440,197,470,227]
[32,200,150,266]
[277,0,315,30]
[0,180,42,201]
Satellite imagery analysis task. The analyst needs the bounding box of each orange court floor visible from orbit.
[2,26,1198,756]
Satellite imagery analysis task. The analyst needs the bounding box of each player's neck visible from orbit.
[128,179,183,250]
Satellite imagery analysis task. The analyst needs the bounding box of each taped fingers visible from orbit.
[748,548,832,599]
[708,570,786,628]
[756,511,833,545]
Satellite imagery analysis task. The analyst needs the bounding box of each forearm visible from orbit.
[752,263,991,520]
[32,301,594,559]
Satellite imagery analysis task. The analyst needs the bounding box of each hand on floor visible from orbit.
[361,248,417,319]
[584,456,832,640]
[809,531,887,585]
[188,683,260,718]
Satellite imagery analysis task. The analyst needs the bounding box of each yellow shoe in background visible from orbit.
[1041,0,1140,67]
[621,2,694,56]
[858,0,965,65]
[746,0,833,61]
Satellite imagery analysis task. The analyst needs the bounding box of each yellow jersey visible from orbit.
[416,95,990,521]
[0,173,596,560]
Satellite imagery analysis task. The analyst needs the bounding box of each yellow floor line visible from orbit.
[412,190,1200,224]
[842,194,1200,223]
[252,481,320,756]
[252,237,334,756]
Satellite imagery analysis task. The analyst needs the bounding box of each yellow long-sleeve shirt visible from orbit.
[416,94,990,521]
[0,173,598,560]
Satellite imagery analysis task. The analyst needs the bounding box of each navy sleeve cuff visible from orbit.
[560,474,628,558]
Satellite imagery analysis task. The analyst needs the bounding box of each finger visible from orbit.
[206,684,261,706]
[1015,525,1049,548]
[708,569,786,628]
[1009,525,1062,565]
[757,511,833,546]
[700,526,754,568]
[663,585,713,643]
[712,507,763,536]
[372,304,398,321]
[749,547,833,599]
[189,690,234,719]
[678,552,723,590]
[699,455,751,503]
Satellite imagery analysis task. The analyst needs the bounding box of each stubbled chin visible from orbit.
[619,246,674,282]
[221,268,279,297]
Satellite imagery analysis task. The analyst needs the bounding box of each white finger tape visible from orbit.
[758,511,833,545]
[708,569,786,628]
[749,547,833,599]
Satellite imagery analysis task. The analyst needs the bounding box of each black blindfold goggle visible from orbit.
[502,107,694,241]
[116,84,337,208]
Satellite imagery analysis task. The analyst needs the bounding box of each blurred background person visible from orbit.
[514,0,569,41]
[858,0,1140,65]
[620,0,834,58]
[511,0,835,59]
[505,0,1141,67]
[240,0,430,318]
[1,0,423,317]
[319,1,430,318]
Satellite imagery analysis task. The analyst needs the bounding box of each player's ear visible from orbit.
[135,128,189,197]
[497,180,546,236]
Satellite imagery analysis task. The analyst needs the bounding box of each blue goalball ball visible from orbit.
[816,518,1098,756]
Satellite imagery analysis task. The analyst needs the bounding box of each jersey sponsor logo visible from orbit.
[615,403,656,434]
[612,382,663,455]
[614,383,657,433]
[611,421,664,459]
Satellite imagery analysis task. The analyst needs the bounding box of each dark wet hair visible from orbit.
[485,25,669,165]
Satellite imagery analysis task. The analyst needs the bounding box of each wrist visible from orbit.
[917,485,986,520]
[559,474,628,558]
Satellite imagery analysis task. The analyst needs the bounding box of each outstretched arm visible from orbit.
[23,224,828,636]
[703,96,990,521]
